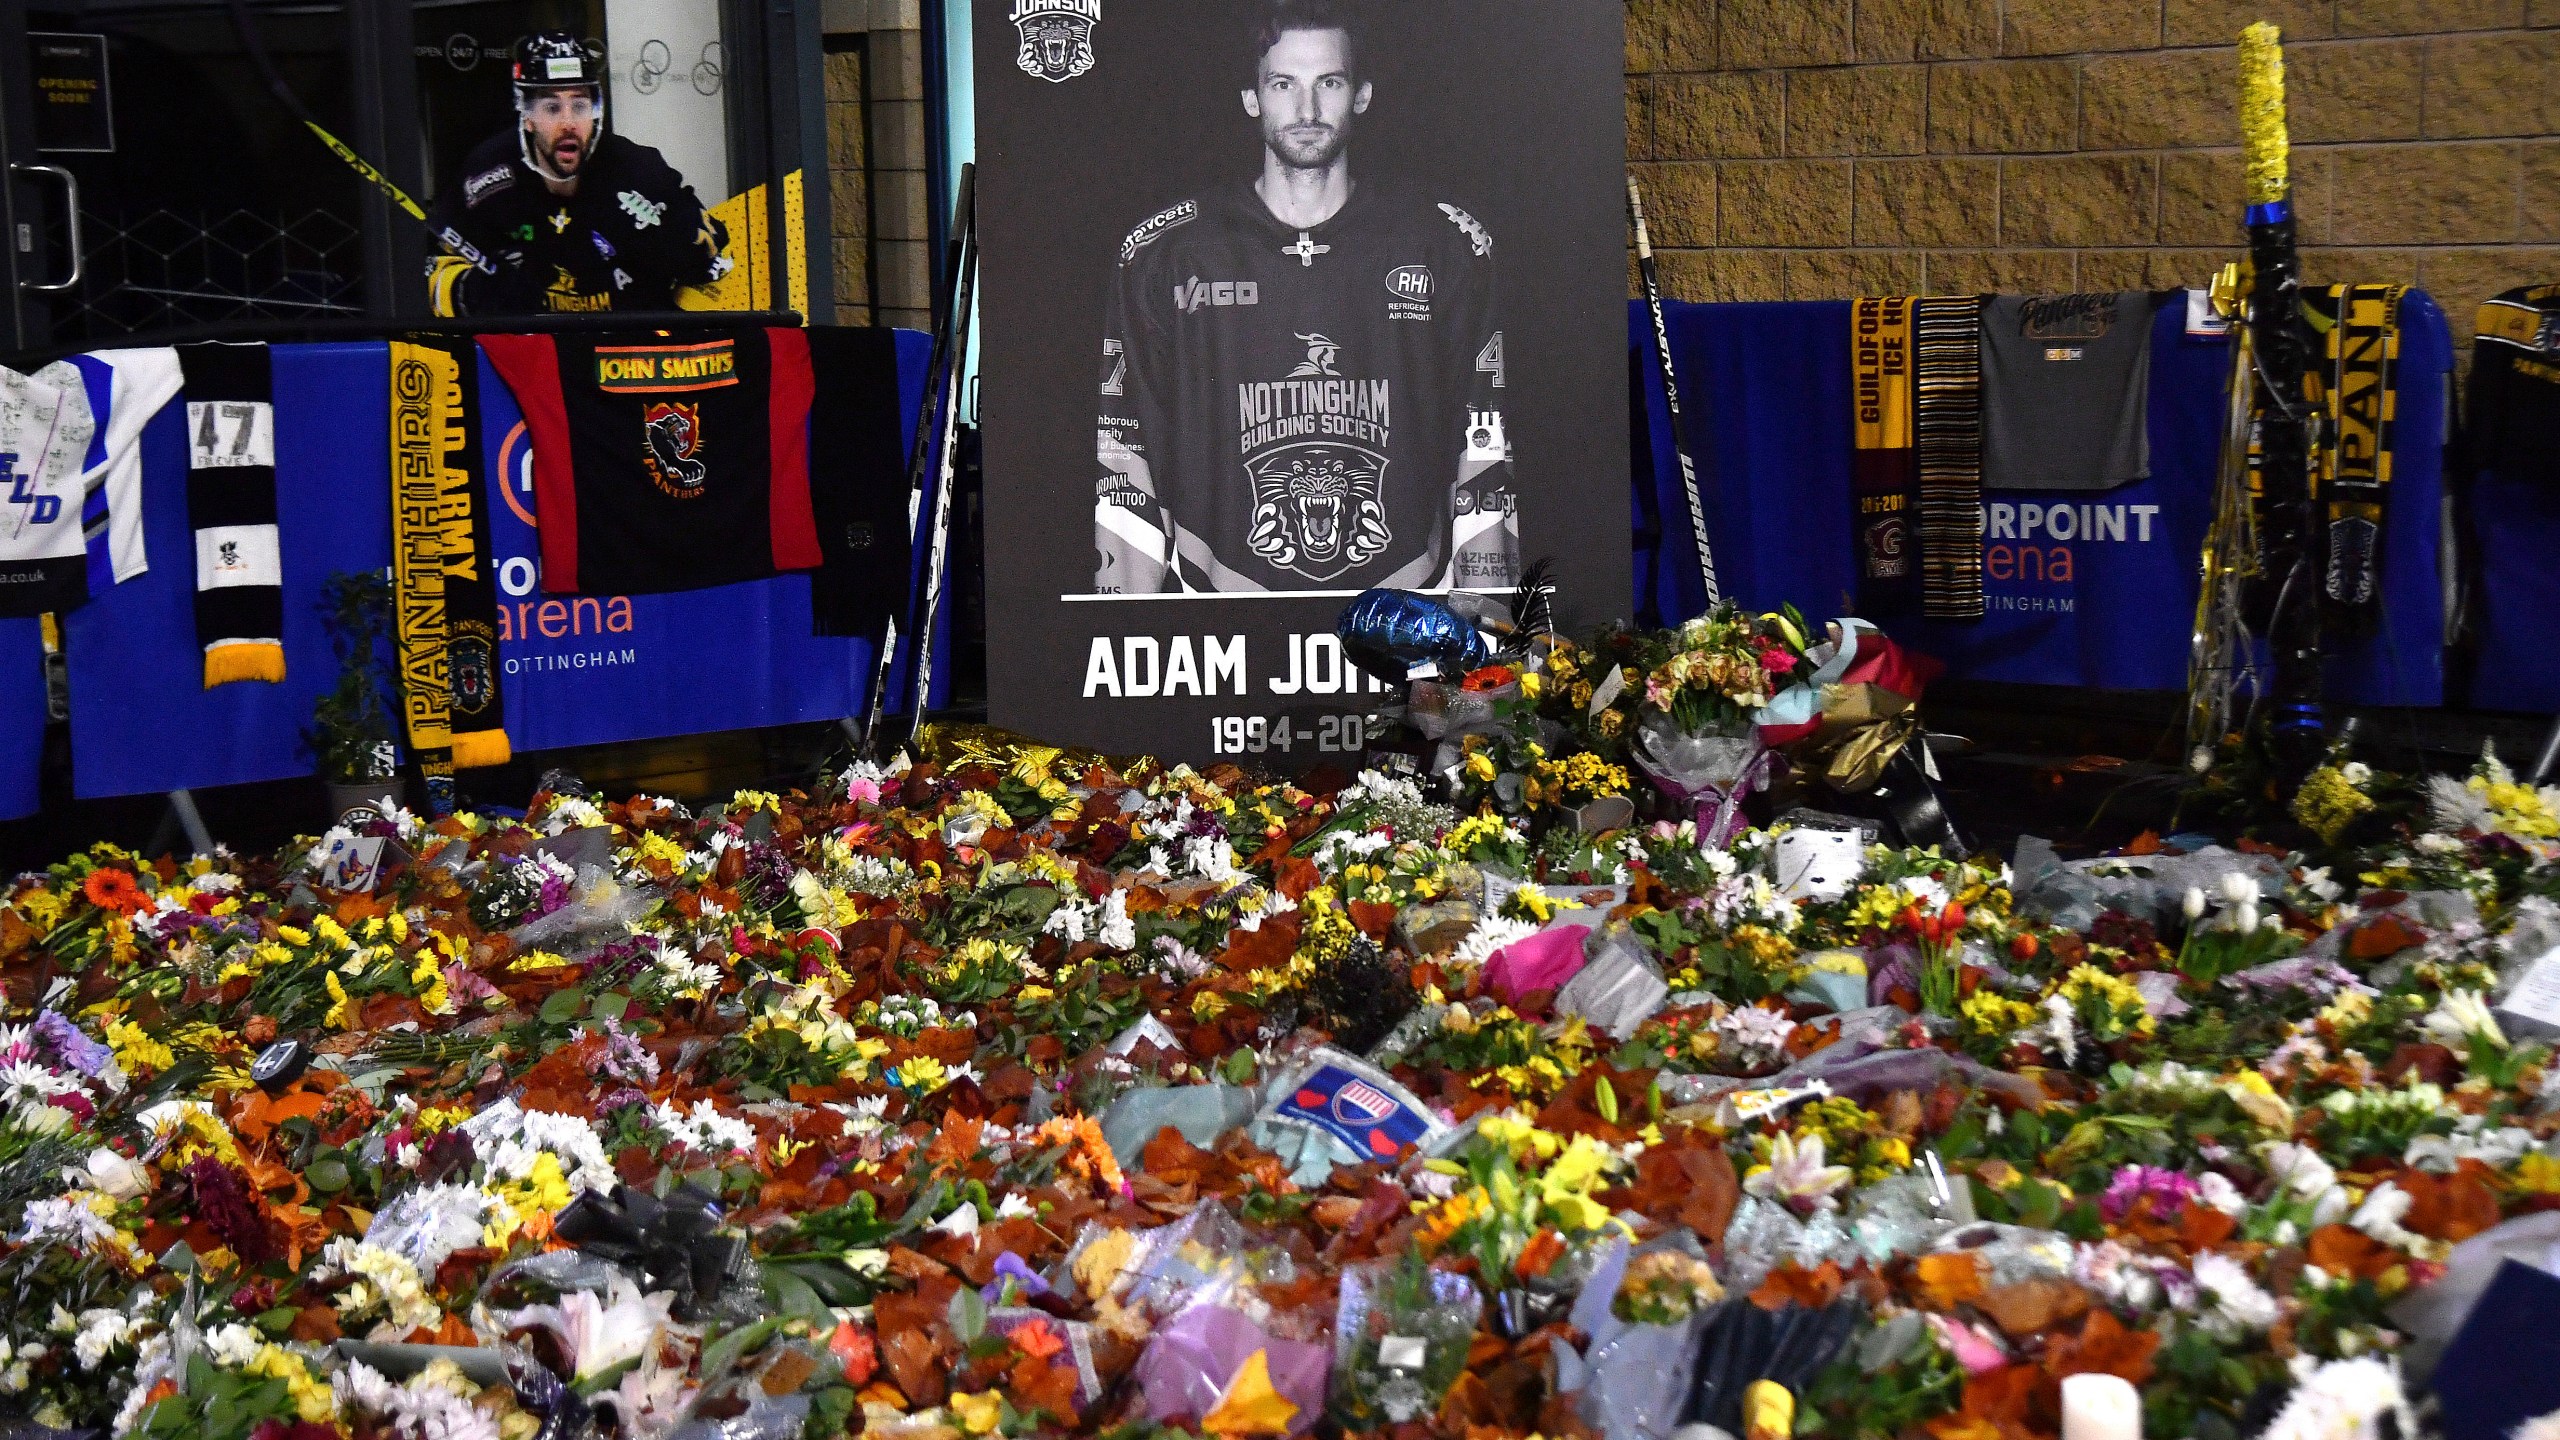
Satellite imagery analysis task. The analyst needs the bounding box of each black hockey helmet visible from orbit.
[512,31,602,89]
[512,31,606,182]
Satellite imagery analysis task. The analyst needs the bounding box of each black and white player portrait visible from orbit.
[1092,0,1519,596]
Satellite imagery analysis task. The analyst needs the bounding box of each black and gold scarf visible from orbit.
[388,336,509,784]
[2302,282,2404,616]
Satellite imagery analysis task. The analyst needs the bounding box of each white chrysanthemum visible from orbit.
[16,1195,117,1252]
[1097,889,1137,951]
[1450,914,1538,969]
[2192,1250,2279,1335]
[2256,1356,2411,1440]
[201,1323,263,1369]
[317,1238,440,1334]
[335,1358,503,1440]
[71,1309,136,1371]
[652,1098,757,1158]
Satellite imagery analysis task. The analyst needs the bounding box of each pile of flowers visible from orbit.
[0,699,2554,1440]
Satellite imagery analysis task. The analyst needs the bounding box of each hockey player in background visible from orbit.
[425,32,728,317]
[1095,0,1519,595]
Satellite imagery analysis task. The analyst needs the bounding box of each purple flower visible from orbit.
[31,1011,112,1079]
[2100,1164,2202,1224]
[981,1250,1052,1304]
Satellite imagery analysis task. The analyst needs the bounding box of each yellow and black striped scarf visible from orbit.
[388,336,510,788]
[2302,282,2403,616]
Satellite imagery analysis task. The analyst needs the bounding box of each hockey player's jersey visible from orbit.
[0,363,99,616]
[2472,284,2560,488]
[63,348,182,591]
[1096,178,1518,594]
[427,131,726,317]
[479,328,821,596]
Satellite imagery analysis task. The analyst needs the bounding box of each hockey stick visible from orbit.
[891,191,982,758]
[857,165,975,760]
[223,0,496,276]
[1627,173,1720,609]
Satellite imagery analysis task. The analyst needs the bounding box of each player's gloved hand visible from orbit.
[458,248,545,315]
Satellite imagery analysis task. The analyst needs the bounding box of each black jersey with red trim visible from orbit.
[428,130,726,316]
[477,328,819,596]
[1096,178,1519,594]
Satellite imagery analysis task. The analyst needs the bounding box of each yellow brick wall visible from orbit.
[1627,0,2560,352]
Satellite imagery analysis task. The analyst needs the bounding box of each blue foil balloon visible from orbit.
[1337,588,1494,686]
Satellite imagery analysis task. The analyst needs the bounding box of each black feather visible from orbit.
[1503,557,1556,658]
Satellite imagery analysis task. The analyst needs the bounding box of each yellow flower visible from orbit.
[324,973,360,1030]
[1465,752,1497,783]
[2512,1152,2560,1196]
[244,1344,335,1423]
[1518,672,1543,700]
[105,1018,173,1074]
[950,1390,1003,1435]
[898,1055,949,1092]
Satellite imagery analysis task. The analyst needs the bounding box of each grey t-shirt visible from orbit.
[1981,291,2155,491]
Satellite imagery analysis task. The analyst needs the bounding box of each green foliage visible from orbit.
[306,570,397,784]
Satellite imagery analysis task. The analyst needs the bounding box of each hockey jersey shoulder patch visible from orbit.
[1437,203,1492,258]
[1120,201,1199,265]
[463,164,516,208]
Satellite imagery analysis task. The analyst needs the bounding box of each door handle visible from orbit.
[8,163,83,293]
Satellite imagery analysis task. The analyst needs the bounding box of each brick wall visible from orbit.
[823,45,872,327]
[1626,0,2560,356]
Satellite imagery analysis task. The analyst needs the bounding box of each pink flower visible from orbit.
[1757,644,1800,676]
[846,778,883,806]
[1927,1314,2010,1375]
[2100,1163,2202,1223]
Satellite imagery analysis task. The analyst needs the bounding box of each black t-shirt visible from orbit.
[2471,284,2560,487]
[1096,177,1518,594]
[806,326,914,637]
[429,130,725,314]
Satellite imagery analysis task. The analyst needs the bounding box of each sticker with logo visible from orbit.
[641,401,708,498]
[2018,293,2116,340]
[1173,277,1258,314]
[1011,0,1099,82]
[1274,1062,1436,1160]
[1385,264,1433,321]
[617,190,666,229]
[1237,336,1393,580]
[449,634,497,715]
[1119,200,1195,264]
[594,339,739,394]
[463,165,515,206]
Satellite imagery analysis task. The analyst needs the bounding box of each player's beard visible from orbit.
[536,123,592,178]
[1267,120,1348,171]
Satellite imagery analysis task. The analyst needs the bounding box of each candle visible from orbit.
[2061,1373,2142,1440]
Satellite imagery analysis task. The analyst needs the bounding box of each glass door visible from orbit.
[15,1,370,347]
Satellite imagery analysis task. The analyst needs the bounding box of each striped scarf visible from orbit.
[176,343,284,686]
[1915,297,1985,620]
[388,337,510,788]
[1851,297,1917,613]
[2305,282,2403,619]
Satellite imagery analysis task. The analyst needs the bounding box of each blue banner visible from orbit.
[0,622,41,821]
[1633,295,2450,706]
[66,332,937,801]
[2466,471,2560,715]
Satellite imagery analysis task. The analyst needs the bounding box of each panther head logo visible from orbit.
[1012,4,1097,83]
[1245,442,1390,580]
[642,402,707,497]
